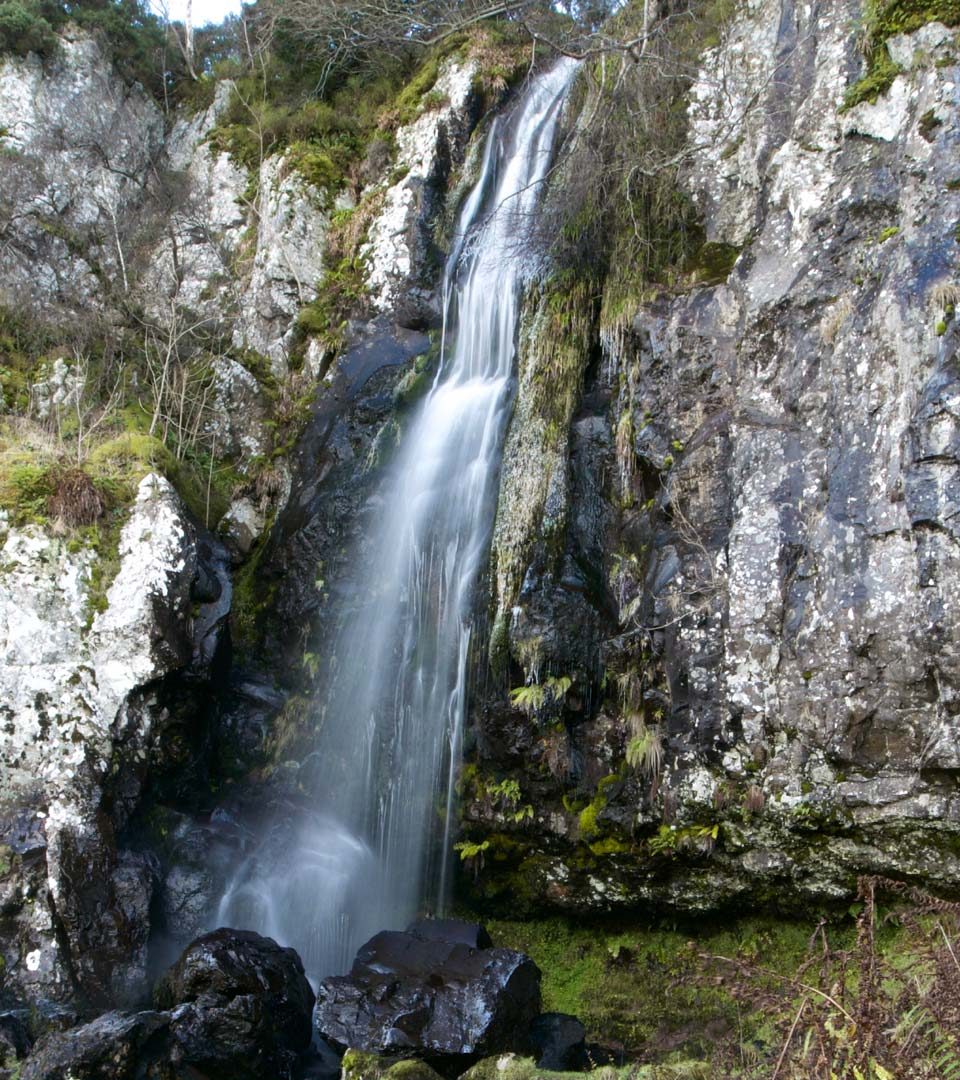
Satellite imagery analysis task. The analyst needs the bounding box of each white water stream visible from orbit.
[217,58,577,981]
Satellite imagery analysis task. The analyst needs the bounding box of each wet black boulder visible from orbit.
[22,928,315,1080]
[156,927,316,1077]
[21,1011,171,1080]
[315,919,541,1060]
[528,1012,588,1071]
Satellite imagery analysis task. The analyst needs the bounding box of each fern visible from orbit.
[510,683,546,713]
[510,674,573,715]
[454,839,489,861]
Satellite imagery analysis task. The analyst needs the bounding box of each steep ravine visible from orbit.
[1,0,960,1074]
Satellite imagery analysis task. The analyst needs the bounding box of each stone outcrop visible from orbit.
[363,57,480,325]
[463,1,960,913]
[0,30,164,308]
[0,475,228,1008]
[21,928,315,1080]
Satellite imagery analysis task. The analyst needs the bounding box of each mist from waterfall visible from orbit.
[217,58,578,982]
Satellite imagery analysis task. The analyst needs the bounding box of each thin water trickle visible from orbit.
[217,58,578,983]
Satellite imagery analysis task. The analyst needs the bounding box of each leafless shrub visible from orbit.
[930,282,960,312]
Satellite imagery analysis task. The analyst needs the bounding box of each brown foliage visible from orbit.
[47,467,105,527]
[699,877,960,1079]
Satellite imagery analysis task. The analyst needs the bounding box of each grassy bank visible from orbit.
[463,876,960,1078]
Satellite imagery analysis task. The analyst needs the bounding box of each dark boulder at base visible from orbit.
[22,929,316,1080]
[528,1012,587,1071]
[157,927,316,1077]
[315,919,541,1060]
[21,1011,170,1080]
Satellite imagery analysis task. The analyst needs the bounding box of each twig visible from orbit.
[772,997,807,1080]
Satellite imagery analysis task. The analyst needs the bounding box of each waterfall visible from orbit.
[217,58,578,982]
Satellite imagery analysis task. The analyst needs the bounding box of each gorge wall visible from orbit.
[1,0,960,1031]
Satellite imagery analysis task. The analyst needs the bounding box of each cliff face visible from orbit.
[2,0,960,1026]
[463,0,960,912]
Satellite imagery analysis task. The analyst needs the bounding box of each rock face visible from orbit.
[462,2,960,913]
[0,30,164,307]
[21,928,315,1080]
[315,920,541,1059]
[0,475,228,1008]
[362,58,479,324]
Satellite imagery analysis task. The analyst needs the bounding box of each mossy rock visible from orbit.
[384,1060,446,1080]
[341,1050,445,1080]
[460,1055,537,1080]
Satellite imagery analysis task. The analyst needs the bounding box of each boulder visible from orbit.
[528,1013,587,1071]
[21,1011,171,1080]
[156,928,316,1077]
[315,919,541,1060]
[22,929,315,1080]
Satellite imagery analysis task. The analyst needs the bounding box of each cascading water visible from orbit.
[218,57,578,981]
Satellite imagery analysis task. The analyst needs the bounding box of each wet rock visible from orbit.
[528,1013,587,1071]
[0,1010,32,1066]
[156,927,316,1075]
[21,1010,171,1080]
[315,920,541,1059]
[219,497,266,563]
[465,0,960,916]
[23,929,315,1079]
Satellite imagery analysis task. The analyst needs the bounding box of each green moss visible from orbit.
[342,1049,387,1080]
[684,240,742,284]
[843,48,903,110]
[297,256,370,355]
[877,225,901,242]
[392,339,440,410]
[843,0,960,111]
[589,836,631,856]
[230,518,278,653]
[384,1061,445,1080]
[479,912,839,1055]
[393,55,442,125]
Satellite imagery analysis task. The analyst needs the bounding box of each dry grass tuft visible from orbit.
[47,467,105,527]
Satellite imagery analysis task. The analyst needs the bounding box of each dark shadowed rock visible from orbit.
[21,1011,171,1080]
[22,929,315,1080]
[529,1012,587,1071]
[0,1009,32,1068]
[156,928,316,1076]
[315,920,540,1059]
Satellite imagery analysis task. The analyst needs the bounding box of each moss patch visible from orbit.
[843,0,960,110]
[473,896,960,1075]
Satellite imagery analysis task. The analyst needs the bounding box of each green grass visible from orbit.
[466,896,960,1078]
[482,912,824,1054]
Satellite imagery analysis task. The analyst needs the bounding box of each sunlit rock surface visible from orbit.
[0,476,226,1008]
[469,0,960,912]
